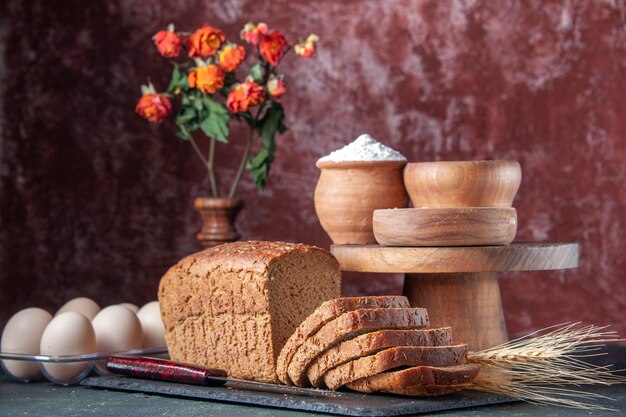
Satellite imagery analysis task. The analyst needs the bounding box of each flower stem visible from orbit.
[228,101,268,198]
[189,134,218,197]
[207,137,218,198]
[228,124,254,198]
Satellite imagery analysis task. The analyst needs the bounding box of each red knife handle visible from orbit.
[106,356,227,386]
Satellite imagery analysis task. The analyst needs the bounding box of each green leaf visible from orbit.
[176,113,201,139]
[167,63,188,93]
[246,149,271,190]
[196,95,229,142]
[175,103,203,140]
[202,96,229,115]
[175,106,195,124]
[193,96,203,111]
[200,112,229,143]
[186,120,200,132]
[258,102,286,149]
[176,123,191,140]
[176,130,189,140]
[246,149,269,169]
[250,63,263,83]
[246,102,287,191]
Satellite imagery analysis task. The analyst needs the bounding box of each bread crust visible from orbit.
[346,364,481,394]
[276,296,411,384]
[307,327,453,387]
[167,241,339,284]
[286,307,429,387]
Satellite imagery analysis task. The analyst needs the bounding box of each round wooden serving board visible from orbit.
[331,242,578,351]
[330,242,578,273]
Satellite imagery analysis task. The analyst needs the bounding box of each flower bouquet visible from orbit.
[135,22,318,198]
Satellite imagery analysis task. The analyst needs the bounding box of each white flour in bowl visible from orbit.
[318,134,406,162]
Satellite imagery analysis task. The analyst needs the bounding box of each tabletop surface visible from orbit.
[330,242,579,273]
[1,372,624,417]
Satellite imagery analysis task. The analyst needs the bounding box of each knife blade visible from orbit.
[106,356,341,398]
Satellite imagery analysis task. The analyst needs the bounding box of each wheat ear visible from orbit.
[468,323,626,410]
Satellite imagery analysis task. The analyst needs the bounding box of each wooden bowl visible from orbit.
[314,160,408,244]
[373,207,517,246]
[403,161,521,208]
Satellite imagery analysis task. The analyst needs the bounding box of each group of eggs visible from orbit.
[1,297,166,385]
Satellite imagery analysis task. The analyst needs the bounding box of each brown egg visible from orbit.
[1,307,53,381]
[40,312,96,384]
[137,301,166,349]
[92,305,142,374]
[56,297,100,321]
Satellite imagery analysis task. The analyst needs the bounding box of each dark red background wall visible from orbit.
[1,0,625,340]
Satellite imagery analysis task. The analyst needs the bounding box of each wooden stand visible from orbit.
[404,272,507,351]
[331,243,578,351]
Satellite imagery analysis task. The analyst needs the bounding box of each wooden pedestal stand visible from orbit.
[330,243,579,352]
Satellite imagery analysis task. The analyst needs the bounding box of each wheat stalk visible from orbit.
[468,323,626,410]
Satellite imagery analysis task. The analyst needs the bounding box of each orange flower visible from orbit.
[259,31,287,66]
[135,93,172,123]
[294,34,319,58]
[267,77,286,99]
[227,81,265,113]
[153,28,181,58]
[240,22,268,45]
[187,24,226,58]
[188,64,225,94]
[218,43,246,73]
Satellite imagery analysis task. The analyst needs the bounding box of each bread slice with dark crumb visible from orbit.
[276,296,410,384]
[346,364,481,395]
[286,307,429,387]
[323,345,468,390]
[307,327,452,387]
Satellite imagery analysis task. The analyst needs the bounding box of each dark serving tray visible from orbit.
[81,375,516,416]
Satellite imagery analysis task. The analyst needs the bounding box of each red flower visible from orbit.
[187,24,226,58]
[135,93,172,123]
[259,31,287,66]
[218,43,246,73]
[188,65,225,94]
[227,81,265,113]
[153,29,182,58]
[267,77,286,99]
[240,22,268,45]
[294,34,319,58]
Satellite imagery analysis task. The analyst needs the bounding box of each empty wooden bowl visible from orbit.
[373,207,517,246]
[404,161,521,208]
[314,160,408,244]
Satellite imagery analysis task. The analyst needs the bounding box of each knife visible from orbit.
[106,356,341,398]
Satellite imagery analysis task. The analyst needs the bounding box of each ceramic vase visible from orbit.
[194,197,244,248]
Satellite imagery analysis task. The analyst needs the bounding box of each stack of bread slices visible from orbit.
[277,296,480,395]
